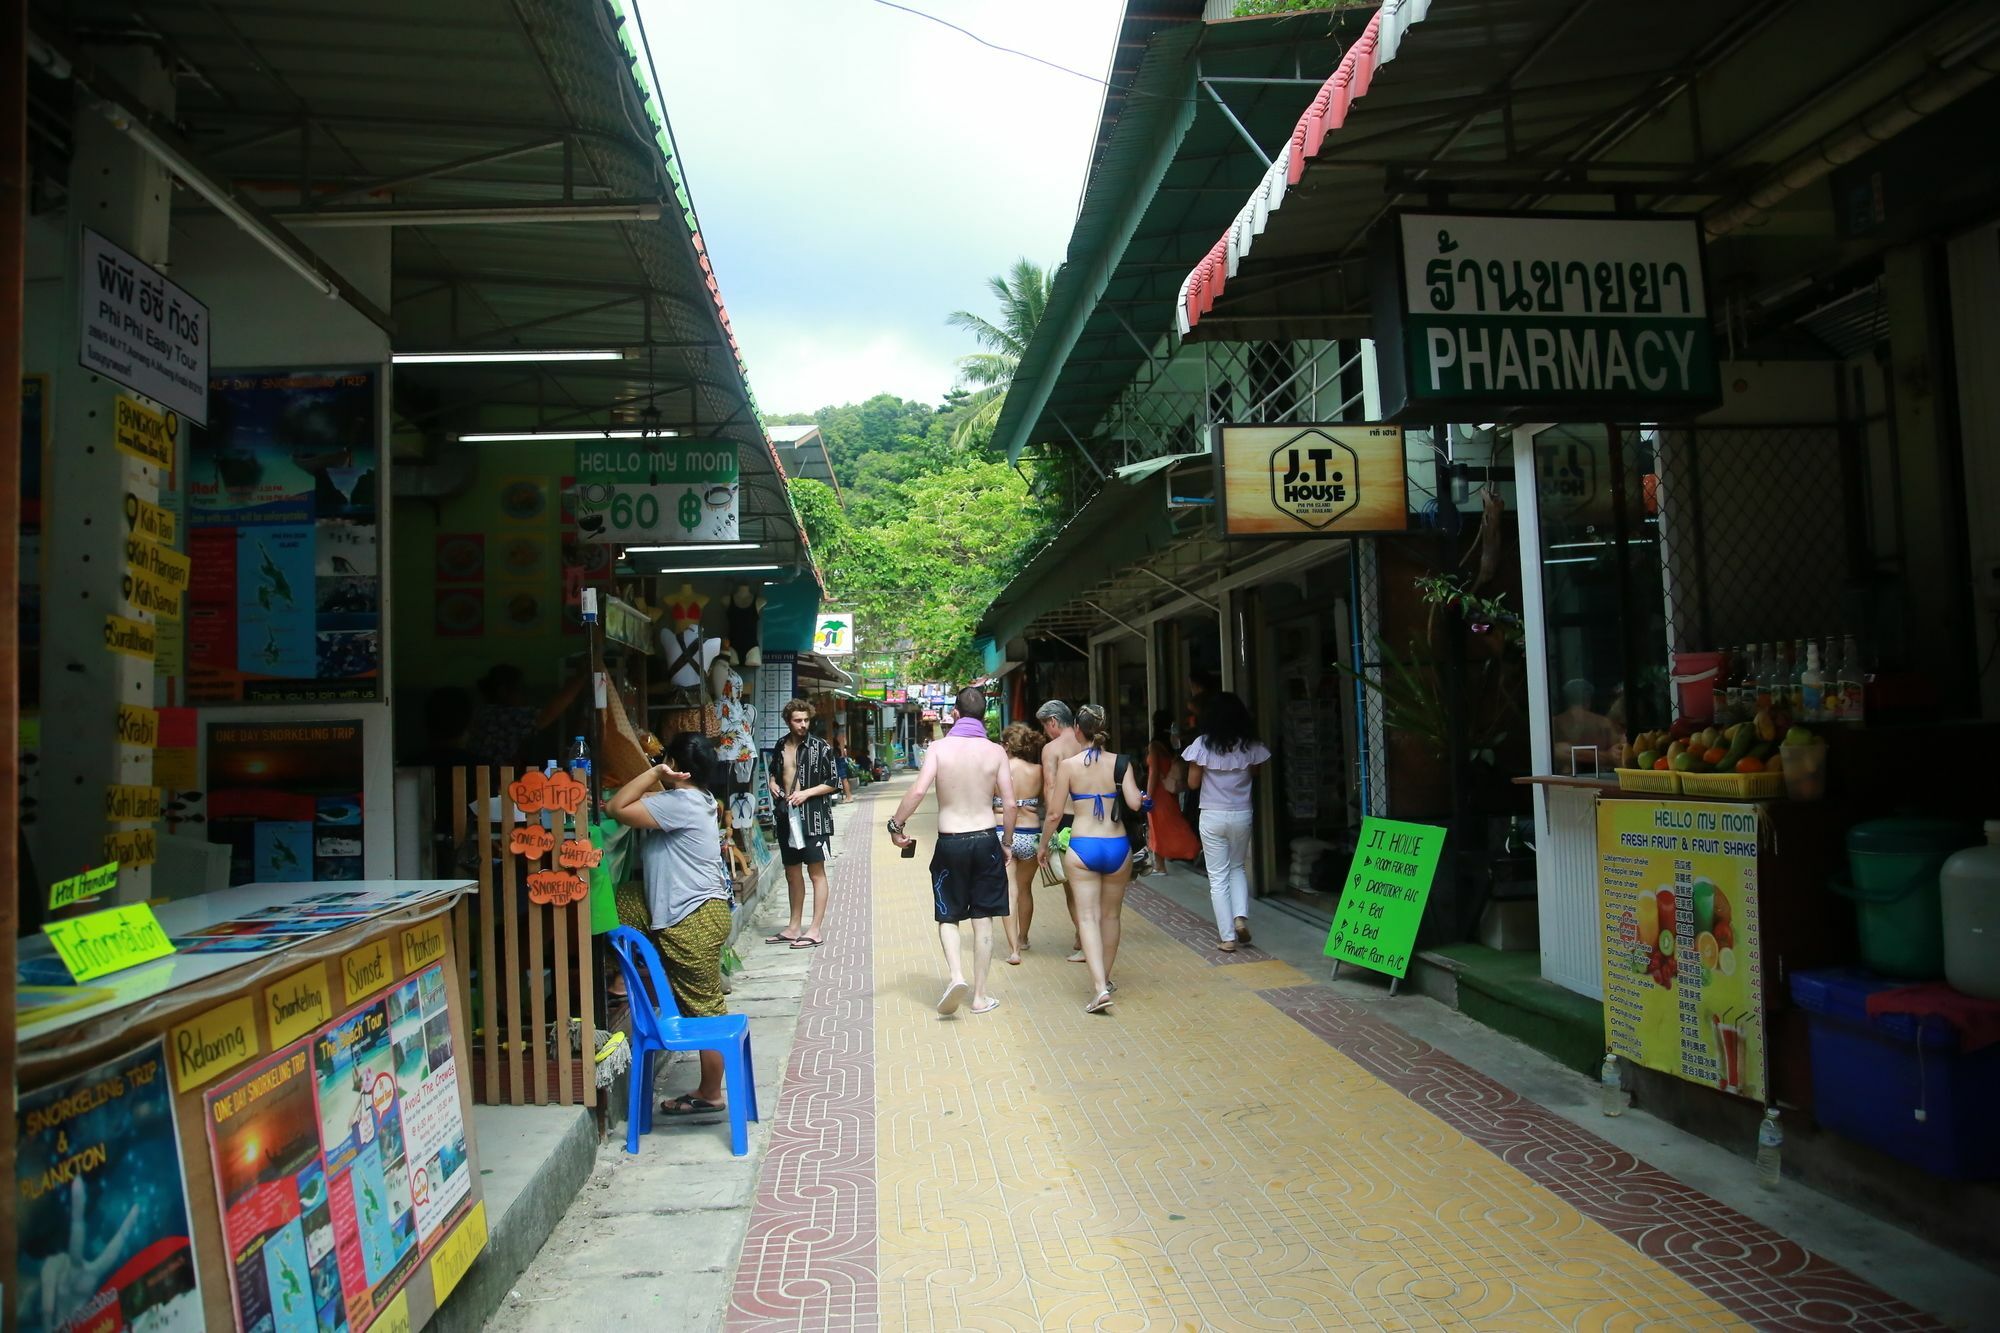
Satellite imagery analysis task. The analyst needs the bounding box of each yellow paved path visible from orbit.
[869,808,1748,1332]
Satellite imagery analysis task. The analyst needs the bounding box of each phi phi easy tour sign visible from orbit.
[79,229,211,426]
[1373,211,1719,421]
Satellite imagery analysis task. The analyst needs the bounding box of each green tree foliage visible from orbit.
[945,258,1053,449]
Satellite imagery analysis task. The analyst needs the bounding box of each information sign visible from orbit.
[79,229,210,424]
[1323,817,1446,979]
[43,900,176,981]
[574,441,739,544]
[1597,799,1766,1100]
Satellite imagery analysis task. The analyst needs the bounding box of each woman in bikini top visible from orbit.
[996,724,1047,965]
[1040,705,1144,1013]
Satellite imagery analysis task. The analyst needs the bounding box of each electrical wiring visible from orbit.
[864,0,1202,103]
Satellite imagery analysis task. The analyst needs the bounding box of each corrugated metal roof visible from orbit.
[42,0,817,580]
[993,9,1374,464]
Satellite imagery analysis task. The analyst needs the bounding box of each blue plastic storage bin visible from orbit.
[1790,968,2000,1180]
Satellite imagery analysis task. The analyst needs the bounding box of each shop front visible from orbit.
[1171,0,2000,1223]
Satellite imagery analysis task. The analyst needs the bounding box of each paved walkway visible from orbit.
[725,782,1959,1333]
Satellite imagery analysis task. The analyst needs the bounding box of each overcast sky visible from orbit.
[642,0,1122,416]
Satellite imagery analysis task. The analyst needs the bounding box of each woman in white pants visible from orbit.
[1182,691,1270,952]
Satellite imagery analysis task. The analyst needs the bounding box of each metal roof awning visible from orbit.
[34,0,818,580]
[766,423,841,499]
[1177,0,2000,345]
[993,9,1377,464]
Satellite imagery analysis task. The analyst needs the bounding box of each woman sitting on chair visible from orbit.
[608,731,734,1123]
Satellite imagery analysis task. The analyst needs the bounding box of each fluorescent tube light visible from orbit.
[625,543,759,553]
[397,350,623,365]
[457,429,677,442]
[641,563,782,575]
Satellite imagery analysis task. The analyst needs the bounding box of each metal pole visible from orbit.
[0,0,25,1290]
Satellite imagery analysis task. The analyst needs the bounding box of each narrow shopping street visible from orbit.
[708,781,1971,1332]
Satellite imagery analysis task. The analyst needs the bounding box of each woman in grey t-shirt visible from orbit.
[607,732,736,1120]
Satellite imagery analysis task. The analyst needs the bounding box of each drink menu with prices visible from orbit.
[1597,799,1767,1100]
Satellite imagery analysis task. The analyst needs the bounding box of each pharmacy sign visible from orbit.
[1372,210,1719,420]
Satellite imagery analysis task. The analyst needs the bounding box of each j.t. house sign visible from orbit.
[1213,423,1408,541]
[1371,210,1721,421]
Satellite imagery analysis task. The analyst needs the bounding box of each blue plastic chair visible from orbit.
[606,926,759,1157]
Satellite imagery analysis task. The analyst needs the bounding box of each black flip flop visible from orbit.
[765,932,802,945]
[789,936,823,949]
[660,1094,726,1120]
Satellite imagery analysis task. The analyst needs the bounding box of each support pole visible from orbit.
[1,0,27,1294]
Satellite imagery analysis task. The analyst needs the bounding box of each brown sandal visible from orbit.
[1216,940,1238,953]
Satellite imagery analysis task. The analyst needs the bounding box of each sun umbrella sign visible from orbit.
[815,612,854,656]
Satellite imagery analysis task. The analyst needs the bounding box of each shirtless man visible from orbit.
[889,686,1015,1016]
[1036,700,1087,961]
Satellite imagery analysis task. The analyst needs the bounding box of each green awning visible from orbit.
[978,453,1201,647]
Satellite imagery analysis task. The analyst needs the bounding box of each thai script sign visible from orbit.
[1373,211,1719,419]
[79,229,209,425]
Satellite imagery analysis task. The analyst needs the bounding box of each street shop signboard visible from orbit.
[1323,817,1446,978]
[188,368,381,703]
[205,959,475,1333]
[1371,210,1720,420]
[573,442,740,544]
[79,228,210,426]
[1597,799,1767,1101]
[814,609,855,656]
[16,1040,207,1333]
[1213,423,1409,540]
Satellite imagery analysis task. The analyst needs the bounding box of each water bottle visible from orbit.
[1598,1052,1627,1116]
[568,735,592,785]
[1756,1108,1783,1188]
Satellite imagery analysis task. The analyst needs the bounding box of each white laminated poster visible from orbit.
[394,965,472,1243]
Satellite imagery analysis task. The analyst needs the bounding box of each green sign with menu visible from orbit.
[1323,817,1446,979]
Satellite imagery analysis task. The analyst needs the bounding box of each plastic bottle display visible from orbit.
[1721,647,1746,725]
[1800,642,1825,722]
[1753,643,1774,711]
[1941,821,2000,1001]
[568,734,592,784]
[1787,640,1805,716]
[1599,1052,1627,1116]
[1839,634,1865,724]
[1756,1108,1783,1188]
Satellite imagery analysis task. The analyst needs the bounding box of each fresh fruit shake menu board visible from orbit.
[186,369,380,704]
[205,962,472,1333]
[1596,799,1767,1100]
[16,1040,206,1333]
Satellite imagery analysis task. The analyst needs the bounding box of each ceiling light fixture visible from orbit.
[638,563,782,575]
[457,428,677,442]
[624,543,759,553]
[396,350,623,364]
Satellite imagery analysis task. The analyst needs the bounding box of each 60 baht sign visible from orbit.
[1213,423,1408,539]
[574,441,740,545]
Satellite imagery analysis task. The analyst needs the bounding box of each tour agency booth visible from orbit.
[9,27,484,1333]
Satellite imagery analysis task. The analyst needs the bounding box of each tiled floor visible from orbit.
[729,792,1946,1332]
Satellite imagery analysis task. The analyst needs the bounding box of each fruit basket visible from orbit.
[1678,769,1786,800]
[1615,767,1682,794]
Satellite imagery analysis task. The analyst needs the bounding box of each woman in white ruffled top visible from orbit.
[1182,691,1271,952]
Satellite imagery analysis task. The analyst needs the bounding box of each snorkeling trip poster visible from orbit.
[206,720,365,885]
[15,1041,205,1333]
[186,368,380,703]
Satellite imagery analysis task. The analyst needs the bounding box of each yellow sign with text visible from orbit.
[170,995,261,1091]
[43,901,175,981]
[113,394,177,468]
[48,862,119,912]
[116,703,160,748]
[124,536,192,592]
[105,784,162,823]
[1598,799,1767,1101]
[104,826,157,869]
[123,491,178,546]
[104,613,156,661]
[401,920,448,975]
[264,963,333,1048]
[429,1200,489,1306]
[1216,422,1410,539]
[121,563,182,616]
[340,937,393,1003]
[372,1290,411,1333]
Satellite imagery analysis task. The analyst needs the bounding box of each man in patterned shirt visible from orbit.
[767,699,839,949]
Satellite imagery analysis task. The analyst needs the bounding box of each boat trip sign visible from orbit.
[1373,210,1719,420]
[1214,423,1408,539]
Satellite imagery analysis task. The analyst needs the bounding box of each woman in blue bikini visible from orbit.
[1039,705,1145,1013]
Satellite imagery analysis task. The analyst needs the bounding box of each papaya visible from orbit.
[1720,723,1757,769]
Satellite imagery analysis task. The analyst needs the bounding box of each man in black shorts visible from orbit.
[767,699,839,949]
[888,686,1015,1016]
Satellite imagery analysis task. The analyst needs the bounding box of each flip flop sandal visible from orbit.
[660,1094,726,1119]
[1067,950,1087,963]
[765,932,802,945]
[970,997,1001,1015]
[789,937,823,949]
[937,980,970,1015]
[1216,940,1238,953]
[1086,990,1114,1014]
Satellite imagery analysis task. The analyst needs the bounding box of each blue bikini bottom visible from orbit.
[1068,835,1131,875]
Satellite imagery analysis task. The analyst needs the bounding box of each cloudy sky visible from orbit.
[642,0,1122,415]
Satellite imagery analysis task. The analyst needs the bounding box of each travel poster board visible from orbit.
[16,1040,206,1333]
[1323,817,1445,978]
[186,368,380,703]
[1597,799,1767,1100]
[206,720,365,885]
[205,961,475,1333]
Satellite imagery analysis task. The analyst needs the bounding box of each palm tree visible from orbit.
[945,257,1052,448]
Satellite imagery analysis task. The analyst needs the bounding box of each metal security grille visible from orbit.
[1649,425,1855,655]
